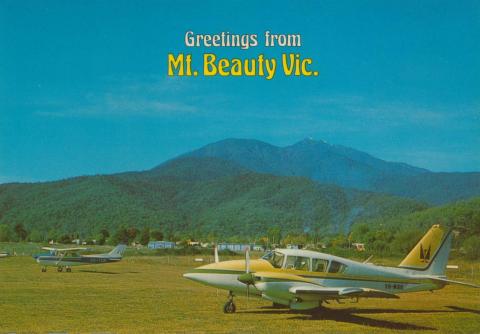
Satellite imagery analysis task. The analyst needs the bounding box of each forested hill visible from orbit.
[351,197,480,258]
[0,157,426,241]
[178,138,480,205]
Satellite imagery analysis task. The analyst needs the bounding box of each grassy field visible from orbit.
[0,254,479,333]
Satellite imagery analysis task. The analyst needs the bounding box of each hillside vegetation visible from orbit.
[349,197,480,258]
[0,157,425,242]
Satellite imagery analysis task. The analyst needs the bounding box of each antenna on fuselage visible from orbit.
[363,255,374,264]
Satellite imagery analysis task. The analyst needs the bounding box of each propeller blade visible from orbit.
[214,244,219,263]
[245,246,250,274]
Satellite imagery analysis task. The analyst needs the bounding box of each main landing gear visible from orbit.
[53,266,72,273]
[41,266,47,272]
[223,291,236,314]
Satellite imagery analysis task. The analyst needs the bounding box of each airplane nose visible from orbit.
[183,272,203,283]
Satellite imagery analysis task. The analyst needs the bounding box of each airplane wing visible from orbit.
[253,271,316,284]
[289,286,400,299]
[41,247,88,252]
[429,277,480,288]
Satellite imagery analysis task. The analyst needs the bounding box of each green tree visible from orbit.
[97,228,110,245]
[392,229,423,254]
[150,229,164,241]
[14,223,28,241]
[0,224,11,241]
[47,229,60,242]
[140,227,150,245]
[331,234,348,248]
[28,229,43,242]
[59,234,72,244]
[126,227,139,243]
[267,226,282,245]
[463,236,480,260]
[112,227,129,244]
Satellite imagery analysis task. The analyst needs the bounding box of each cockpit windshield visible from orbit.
[262,251,285,268]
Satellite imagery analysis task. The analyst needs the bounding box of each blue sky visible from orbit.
[1,0,479,182]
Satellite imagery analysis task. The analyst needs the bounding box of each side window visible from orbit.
[328,261,347,273]
[284,256,310,271]
[312,259,328,272]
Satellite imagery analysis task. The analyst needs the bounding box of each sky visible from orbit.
[1,0,479,183]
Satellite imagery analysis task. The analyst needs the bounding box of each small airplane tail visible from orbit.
[398,224,452,276]
[108,244,127,258]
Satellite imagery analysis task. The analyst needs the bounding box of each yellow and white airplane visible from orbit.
[184,225,479,313]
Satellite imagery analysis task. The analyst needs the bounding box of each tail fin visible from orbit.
[398,225,452,276]
[108,244,127,258]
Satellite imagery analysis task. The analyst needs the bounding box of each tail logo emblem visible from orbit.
[419,244,431,263]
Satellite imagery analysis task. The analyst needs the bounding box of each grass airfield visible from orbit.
[0,255,479,333]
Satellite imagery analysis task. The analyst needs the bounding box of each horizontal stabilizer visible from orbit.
[290,286,399,299]
[430,277,480,288]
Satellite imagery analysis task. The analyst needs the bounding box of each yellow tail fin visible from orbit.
[399,225,449,271]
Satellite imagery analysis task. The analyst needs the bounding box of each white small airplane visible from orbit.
[184,225,479,313]
[33,244,126,272]
[0,251,9,258]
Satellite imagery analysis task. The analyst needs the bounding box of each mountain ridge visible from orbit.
[172,138,479,205]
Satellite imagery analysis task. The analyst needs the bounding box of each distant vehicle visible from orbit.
[184,225,479,313]
[33,244,126,272]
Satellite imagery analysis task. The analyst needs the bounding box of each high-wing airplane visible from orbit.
[184,225,479,313]
[33,244,126,272]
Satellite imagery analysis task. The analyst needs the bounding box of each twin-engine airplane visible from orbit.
[184,225,479,313]
[33,244,126,272]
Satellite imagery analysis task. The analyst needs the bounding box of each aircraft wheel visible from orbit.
[223,301,236,314]
[57,267,63,272]
[41,267,47,272]
[66,267,72,273]
[272,302,286,309]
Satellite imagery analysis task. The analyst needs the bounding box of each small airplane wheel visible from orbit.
[41,267,47,272]
[66,267,72,273]
[57,267,63,272]
[272,302,286,309]
[223,301,236,314]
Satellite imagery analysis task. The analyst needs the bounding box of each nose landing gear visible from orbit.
[223,291,236,313]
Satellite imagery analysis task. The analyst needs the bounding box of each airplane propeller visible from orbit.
[237,246,255,302]
[214,244,219,263]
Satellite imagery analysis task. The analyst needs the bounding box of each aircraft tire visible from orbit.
[66,267,71,272]
[272,302,287,309]
[223,301,236,314]
[41,267,46,272]
[57,267,63,272]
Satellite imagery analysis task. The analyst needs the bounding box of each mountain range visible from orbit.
[180,138,480,205]
[0,138,478,239]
